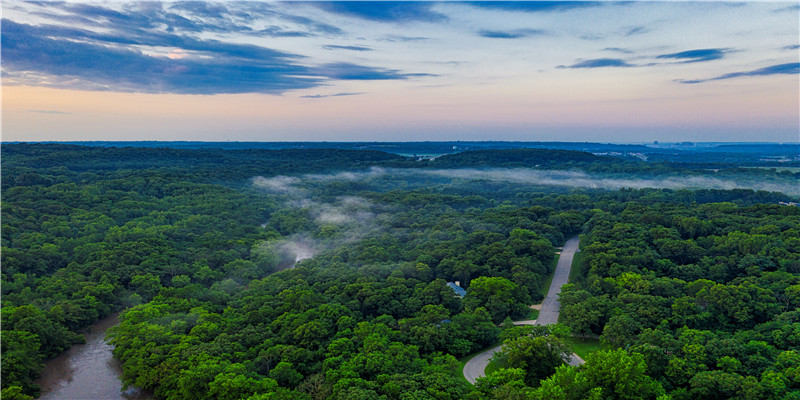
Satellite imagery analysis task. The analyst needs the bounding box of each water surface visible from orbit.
[36,313,151,400]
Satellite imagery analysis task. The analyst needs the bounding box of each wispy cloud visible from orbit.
[657,48,730,63]
[323,44,373,51]
[603,47,635,54]
[317,63,435,80]
[623,26,650,37]
[467,1,602,13]
[678,63,800,84]
[557,58,634,69]
[478,28,546,39]
[301,92,364,99]
[774,4,800,13]
[381,34,429,42]
[782,44,800,51]
[27,109,72,115]
[313,2,446,23]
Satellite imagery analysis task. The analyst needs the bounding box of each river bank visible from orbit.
[36,312,151,400]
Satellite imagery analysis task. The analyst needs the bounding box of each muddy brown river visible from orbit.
[36,313,151,400]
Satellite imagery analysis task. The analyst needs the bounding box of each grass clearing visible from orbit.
[566,336,605,359]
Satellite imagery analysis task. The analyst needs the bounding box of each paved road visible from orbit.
[463,344,503,384]
[535,235,580,326]
[463,235,581,384]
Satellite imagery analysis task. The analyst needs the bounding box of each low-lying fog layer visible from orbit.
[250,180,382,266]
[253,167,799,197]
[251,166,797,266]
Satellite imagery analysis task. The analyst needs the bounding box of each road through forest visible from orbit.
[463,235,582,384]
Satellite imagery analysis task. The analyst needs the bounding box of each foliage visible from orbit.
[2,143,797,399]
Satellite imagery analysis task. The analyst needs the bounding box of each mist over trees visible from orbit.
[2,143,798,399]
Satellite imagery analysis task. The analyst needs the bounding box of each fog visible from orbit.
[254,167,799,197]
[417,168,798,196]
[251,165,797,269]
[252,176,382,268]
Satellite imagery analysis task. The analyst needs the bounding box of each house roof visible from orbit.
[446,282,466,297]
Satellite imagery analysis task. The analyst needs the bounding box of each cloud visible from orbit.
[783,44,800,51]
[557,58,634,69]
[478,29,547,39]
[1,5,430,94]
[467,1,602,13]
[603,47,635,54]
[280,14,344,35]
[678,63,800,84]
[381,34,429,42]
[39,1,342,37]
[623,26,650,36]
[316,63,435,80]
[27,109,72,115]
[657,48,729,63]
[313,2,446,23]
[323,44,373,51]
[1,19,321,94]
[301,92,364,99]
[254,26,313,37]
[774,4,800,13]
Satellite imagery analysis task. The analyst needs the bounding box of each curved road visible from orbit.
[463,235,581,384]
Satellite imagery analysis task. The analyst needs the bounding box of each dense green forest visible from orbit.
[2,143,798,399]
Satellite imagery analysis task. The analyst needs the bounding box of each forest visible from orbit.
[2,143,798,400]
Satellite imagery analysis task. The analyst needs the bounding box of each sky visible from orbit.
[2,1,799,143]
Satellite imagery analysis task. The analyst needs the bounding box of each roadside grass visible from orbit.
[568,246,586,284]
[457,341,502,384]
[484,359,500,376]
[461,237,580,383]
[540,252,560,299]
[566,336,605,360]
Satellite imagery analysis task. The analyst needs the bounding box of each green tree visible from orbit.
[533,349,665,400]
[493,334,571,386]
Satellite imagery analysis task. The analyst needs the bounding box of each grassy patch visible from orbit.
[525,308,540,320]
[569,248,586,284]
[484,359,500,376]
[565,336,605,360]
[539,253,560,299]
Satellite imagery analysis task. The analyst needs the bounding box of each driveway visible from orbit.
[463,235,582,384]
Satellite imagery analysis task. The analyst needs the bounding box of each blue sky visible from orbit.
[2,1,798,142]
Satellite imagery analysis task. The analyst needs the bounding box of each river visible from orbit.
[36,313,151,400]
